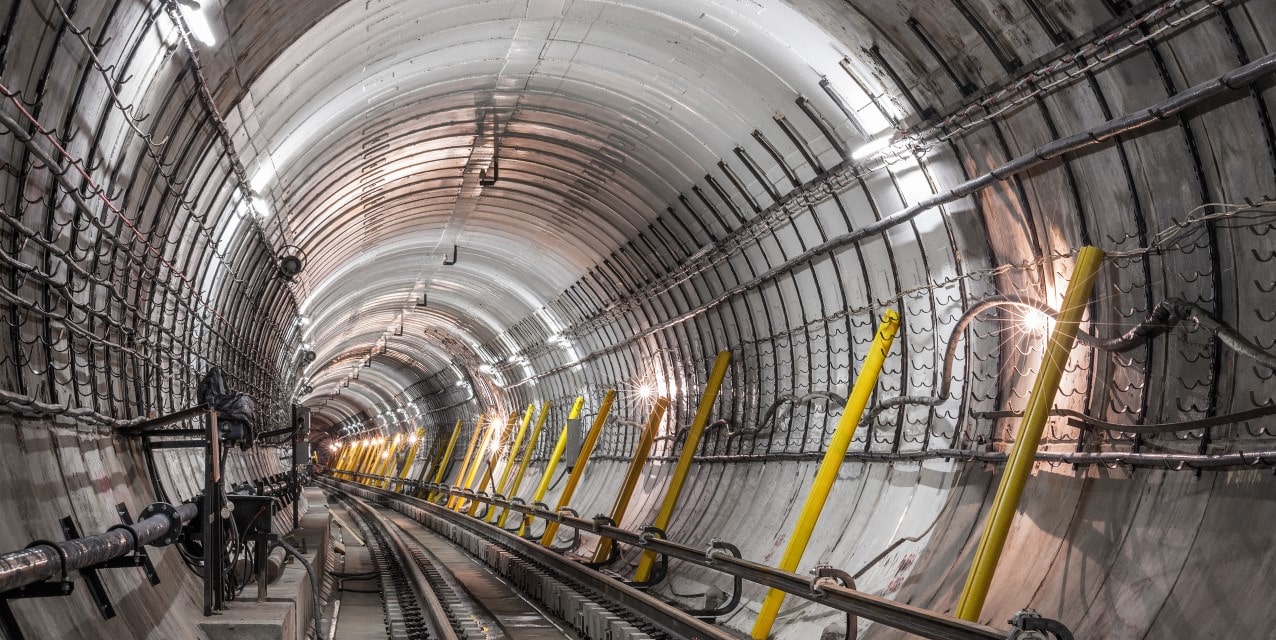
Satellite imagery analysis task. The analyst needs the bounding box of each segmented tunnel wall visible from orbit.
[1,0,1275,638]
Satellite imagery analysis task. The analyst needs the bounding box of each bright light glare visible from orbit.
[408,433,418,445]
[851,134,893,161]
[636,384,655,400]
[1022,308,1053,335]
[178,4,216,46]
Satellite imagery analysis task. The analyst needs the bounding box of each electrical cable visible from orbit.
[863,295,1276,427]
[275,537,326,640]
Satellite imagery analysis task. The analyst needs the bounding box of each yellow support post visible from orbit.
[425,420,465,501]
[331,443,352,477]
[392,429,425,491]
[355,439,384,483]
[634,351,731,581]
[372,435,401,487]
[467,412,518,516]
[340,441,361,480]
[498,401,553,528]
[594,396,668,562]
[487,404,537,523]
[751,311,900,639]
[446,416,489,508]
[453,417,499,511]
[520,397,585,535]
[955,246,1104,623]
[344,441,369,480]
[541,389,617,546]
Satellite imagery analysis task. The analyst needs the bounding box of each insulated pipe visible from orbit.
[498,401,552,527]
[541,390,617,546]
[594,396,669,562]
[521,397,585,535]
[0,501,197,593]
[488,404,537,523]
[955,246,1105,622]
[425,420,464,500]
[635,351,731,581]
[752,311,900,639]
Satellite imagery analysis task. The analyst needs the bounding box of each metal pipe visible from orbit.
[595,396,669,562]
[752,311,900,639]
[635,351,731,581]
[454,416,500,511]
[495,401,551,526]
[0,502,196,593]
[521,397,585,535]
[467,413,518,516]
[541,389,617,546]
[955,246,1105,622]
[488,404,536,521]
[445,415,489,509]
[424,420,464,500]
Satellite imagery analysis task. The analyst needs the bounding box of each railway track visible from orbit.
[322,478,737,640]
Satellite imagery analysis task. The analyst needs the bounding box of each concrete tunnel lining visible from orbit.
[1,0,1275,638]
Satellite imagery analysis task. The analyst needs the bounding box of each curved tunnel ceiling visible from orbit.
[4,0,1276,636]
[234,0,891,430]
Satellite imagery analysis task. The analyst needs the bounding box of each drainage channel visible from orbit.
[322,479,737,640]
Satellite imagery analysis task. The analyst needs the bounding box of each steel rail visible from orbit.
[329,475,1005,640]
[0,502,196,593]
[337,492,460,640]
[322,478,735,640]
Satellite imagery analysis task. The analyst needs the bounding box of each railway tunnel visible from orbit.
[0,0,1274,638]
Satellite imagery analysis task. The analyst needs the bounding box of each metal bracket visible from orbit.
[0,540,75,640]
[624,525,669,590]
[1007,610,1074,640]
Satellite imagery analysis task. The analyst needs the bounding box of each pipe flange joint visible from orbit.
[139,502,183,547]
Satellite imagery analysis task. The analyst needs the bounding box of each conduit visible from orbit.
[0,502,197,593]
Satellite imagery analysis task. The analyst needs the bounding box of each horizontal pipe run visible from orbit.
[340,474,1005,640]
[0,502,197,593]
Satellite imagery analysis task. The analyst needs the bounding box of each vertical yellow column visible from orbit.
[487,404,537,523]
[452,417,499,510]
[635,351,731,581]
[391,428,425,491]
[466,412,517,516]
[520,397,585,535]
[356,439,384,483]
[498,401,552,528]
[425,420,465,500]
[955,246,1104,623]
[752,311,900,639]
[372,435,401,487]
[332,443,353,477]
[445,416,489,508]
[541,389,616,546]
[594,396,669,562]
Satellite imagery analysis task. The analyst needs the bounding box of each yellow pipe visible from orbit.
[425,420,465,501]
[520,397,585,535]
[488,404,537,523]
[752,310,900,639]
[392,429,425,491]
[453,417,499,511]
[541,389,617,546]
[955,245,1104,622]
[635,351,731,581]
[372,436,401,487]
[331,443,352,477]
[355,440,384,483]
[498,401,553,528]
[594,396,668,562]
[446,416,489,508]
[467,412,518,516]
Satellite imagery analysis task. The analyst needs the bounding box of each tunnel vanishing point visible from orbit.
[0,0,1274,638]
